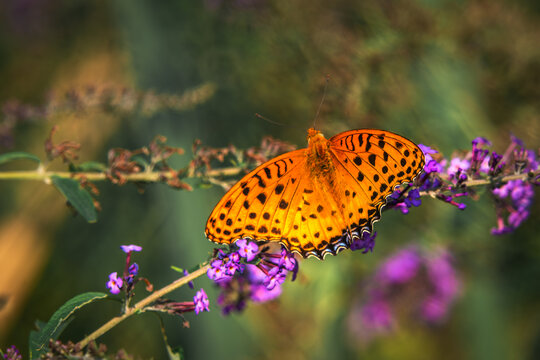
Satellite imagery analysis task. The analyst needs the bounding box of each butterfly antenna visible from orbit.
[313,74,330,129]
[255,113,283,126]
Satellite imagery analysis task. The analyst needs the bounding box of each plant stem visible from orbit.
[0,167,242,182]
[77,263,210,349]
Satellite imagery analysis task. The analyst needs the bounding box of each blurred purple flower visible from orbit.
[249,265,283,302]
[426,251,461,302]
[2,345,21,360]
[183,269,194,289]
[361,299,393,330]
[128,263,139,276]
[120,244,142,253]
[492,179,534,234]
[378,248,420,284]
[526,150,539,171]
[447,157,470,178]
[350,245,462,342]
[106,272,123,295]
[421,295,449,322]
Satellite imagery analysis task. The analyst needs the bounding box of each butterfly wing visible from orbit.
[328,129,425,234]
[205,149,307,244]
[205,148,353,258]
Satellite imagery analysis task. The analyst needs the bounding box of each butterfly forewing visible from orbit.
[205,149,306,244]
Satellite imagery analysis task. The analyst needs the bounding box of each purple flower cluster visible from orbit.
[410,135,538,233]
[387,187,423,214]
[106,244,210,316]
[153,288,210,316]
[106,244,143,295]
[349,245,461,343]
[491,179,534,234]
[194,289,210,314]
[2,345,21,360]
[207,239,299,314]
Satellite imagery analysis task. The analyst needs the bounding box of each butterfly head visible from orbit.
[307,128,329,158]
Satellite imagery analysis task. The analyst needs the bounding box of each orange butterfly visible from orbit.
[205,128,425,259]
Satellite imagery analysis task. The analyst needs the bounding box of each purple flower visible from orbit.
[491,179,534,234]
[194,288,210,314]
[250,270,283,302]
[510,134,524,147]
[183,269,194,289]
[419,144,443,174]
[419,177,442,191]
[207,259,231,282]
[447,157,470,177]
[491,217,513,235]
[508,208,529,228]
[526,149,539,171]
[472,137,492,148]
[128,263,139,276]
[488,152,503,175]
[250,284,282,302]
[277,249,296,270]
[264,267,287,290]
[350,245,462,343]
[120,244,142,253]
[424,160,444,174]
[420,295,448,322]
[378,248,420,284]
[395,202,410,214]
[351,231,377,253]
[229,251,241,263]
[211,245,299,314]
[426,251,460,299]
[236,239,259,261]
[2,345,21,360]
[106,272,123,295]
[404,189,421,207]
[361,300,393,330]
[224,259,244,276]
[418,144,437,162]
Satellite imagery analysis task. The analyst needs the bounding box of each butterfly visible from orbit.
[205,128,425,259]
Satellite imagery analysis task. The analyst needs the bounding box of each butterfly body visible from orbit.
[206,128,425,259]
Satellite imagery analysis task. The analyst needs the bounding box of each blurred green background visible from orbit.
[0,0,539,359]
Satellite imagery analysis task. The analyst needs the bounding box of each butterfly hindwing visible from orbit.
[281,175,351,258]
[328,129,425,235]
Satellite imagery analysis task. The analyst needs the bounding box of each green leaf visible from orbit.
[0,152,40,165]
[51,176,97,223]
[28,292,107,359]
[159,318,183,360]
